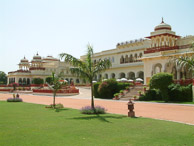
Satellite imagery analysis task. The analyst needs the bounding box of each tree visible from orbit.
[0,71,7,84]
[45,76,52,84]
[47,72,64,108]
[60,44,111,109]
[149,73,173,102]
[170,42,194,75]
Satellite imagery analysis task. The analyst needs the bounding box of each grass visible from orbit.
[0,101,194,146]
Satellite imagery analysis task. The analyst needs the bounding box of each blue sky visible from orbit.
[1,0,194,73]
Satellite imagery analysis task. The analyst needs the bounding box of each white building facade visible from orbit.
[8,54,81,85]
[81,19,194,84]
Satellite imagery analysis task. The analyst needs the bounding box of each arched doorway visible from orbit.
[128,72,135,80]
[111,73,115,79]
[119,72,126,78]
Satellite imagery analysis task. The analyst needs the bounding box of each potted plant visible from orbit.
[133,95,137,100]
[125,86,130,92]
[120,90,124,95]
[143,86,146,92]
[113,93,120,100]
[138,91,142,96]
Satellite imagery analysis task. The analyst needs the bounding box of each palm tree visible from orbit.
[170,43,194,76]
[60,44,111,109]
[47,72,64,108]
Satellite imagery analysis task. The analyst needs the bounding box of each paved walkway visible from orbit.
[1,87,194,125]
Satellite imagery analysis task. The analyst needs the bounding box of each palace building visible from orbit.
[8,19,194,85]
[7,54,80,85]
[81,19,194,84]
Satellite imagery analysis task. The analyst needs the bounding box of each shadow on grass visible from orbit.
[55,108,69,112]
[46,108,69,112]
[71,114,127,123]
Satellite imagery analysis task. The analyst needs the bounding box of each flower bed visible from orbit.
[33,88,79,94]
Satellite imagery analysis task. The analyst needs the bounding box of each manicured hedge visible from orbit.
[93,79,131,99]
[139,84,192,102]
[139,89,162,101]
[168,84,192,102]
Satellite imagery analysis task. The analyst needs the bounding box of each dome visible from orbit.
[154,18,171,31]
[43,56,58,61]
[33,53,42,60]
[20,56,28,63]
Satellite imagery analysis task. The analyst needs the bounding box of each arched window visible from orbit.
[139,53,143,58]
[120,56,124,64]
[125,55,128,63]
[129,54,133,62]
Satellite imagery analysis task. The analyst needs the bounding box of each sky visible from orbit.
[1,0,194,74]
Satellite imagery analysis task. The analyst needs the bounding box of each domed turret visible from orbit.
[154,18,171,31]
[19,56,30,70]
[33,53,42,60]
[20,56,29,63]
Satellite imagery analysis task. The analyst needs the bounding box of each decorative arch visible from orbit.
[23,78,26,85]
[120,55,124,64]
[137,71,144,80]
[111,73,115,79]
[129,54,133,62]
[104,73,108,79]
[27,78,30,85]
[125,55,128,63]
[153,63,162,74]
[19,78,22,85]
[76,79,80,83]
[128,72,135,80]
[119,72,126,78]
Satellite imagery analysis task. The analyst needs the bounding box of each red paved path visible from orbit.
[1,93,194,125]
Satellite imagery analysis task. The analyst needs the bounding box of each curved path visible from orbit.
[1,87,194,125]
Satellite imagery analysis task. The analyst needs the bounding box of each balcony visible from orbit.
[144,46,179,54]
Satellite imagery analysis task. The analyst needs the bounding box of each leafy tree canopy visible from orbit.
[0,71,7,84]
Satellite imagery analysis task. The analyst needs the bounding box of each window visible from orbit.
[112,57,114,63]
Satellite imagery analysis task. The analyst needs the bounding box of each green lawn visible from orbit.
[0,101,194,146]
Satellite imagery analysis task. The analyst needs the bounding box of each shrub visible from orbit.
[97,79,118,99]
[94,79,131,99]
[117,83,131,92]
[80,106,106,114]
[168,84,192,102]
[139,89,162,101]
[45,76,52,84]
[150,73,173,102]
[7,98,23,102]
[93,82,101,98]
[32,78,44,85]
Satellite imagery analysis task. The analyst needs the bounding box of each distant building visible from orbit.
[81,18,194,84]
[7,53,81,85]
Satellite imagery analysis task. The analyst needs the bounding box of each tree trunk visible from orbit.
[53,91,56,108]
[91,81,95,109]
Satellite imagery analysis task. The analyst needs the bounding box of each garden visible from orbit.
[1,101,194,146]
[139,73,194,103]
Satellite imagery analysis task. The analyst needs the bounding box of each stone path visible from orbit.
[1,87,194,125]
